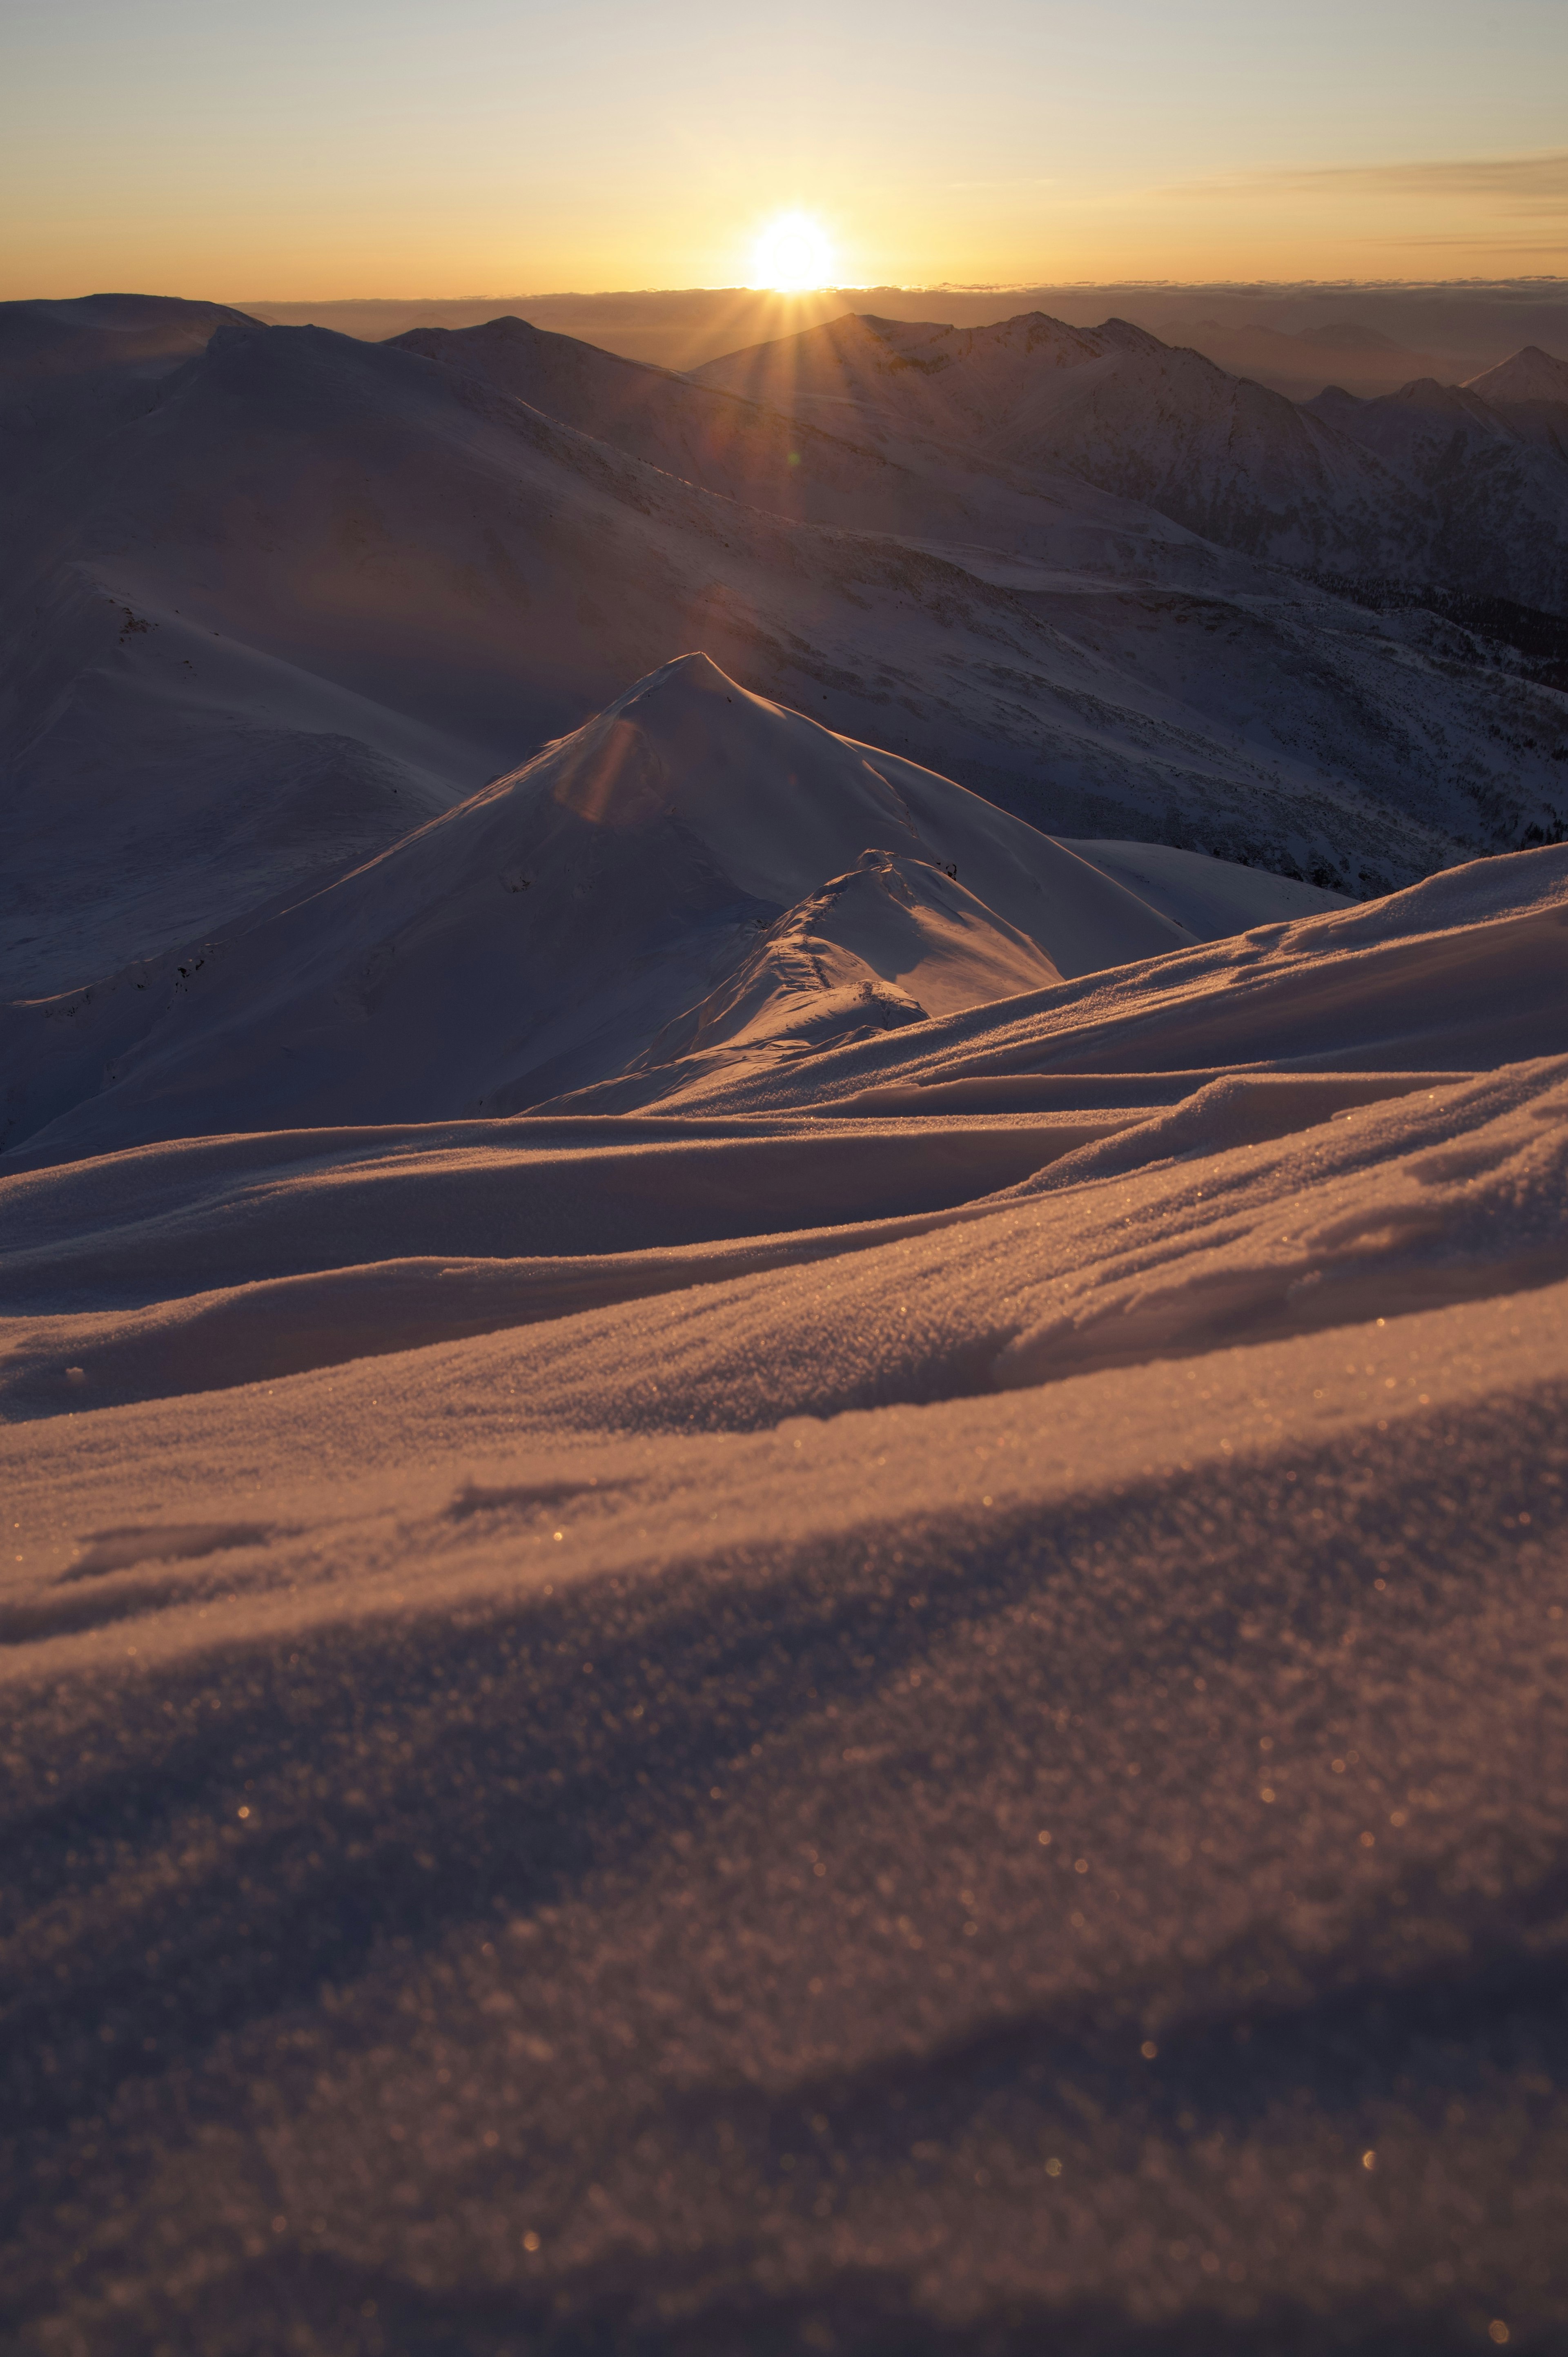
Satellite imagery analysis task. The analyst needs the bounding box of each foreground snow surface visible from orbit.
[6,854,1568,2353]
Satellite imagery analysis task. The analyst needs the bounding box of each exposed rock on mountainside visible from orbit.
[1304,374,1568,607]
[698,309,1568,612]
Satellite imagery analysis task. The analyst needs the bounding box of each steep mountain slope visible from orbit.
[1304,375,1568,603]
[545,843,1568,1118]
[388,313,939,533]
[1463,343,1568,458]
[0,656,1201,1164]
[7,299,1568,1014]
[1466,343,1568,406]
[694,311,1428,576]
[698,311,1568,613]
[387,310,1240,580]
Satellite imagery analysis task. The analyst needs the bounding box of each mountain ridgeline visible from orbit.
[2,289,1567,1035]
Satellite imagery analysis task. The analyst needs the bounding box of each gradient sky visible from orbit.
[4,0,1567,298]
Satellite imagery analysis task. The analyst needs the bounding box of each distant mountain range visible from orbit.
[3,290,1568,1081]
[692,310,1568,612]
[237,279,1568,384]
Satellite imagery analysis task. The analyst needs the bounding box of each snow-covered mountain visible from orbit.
[567,841,1568,1118]
[9,823,1568,2357]
[389,310,1254,576]
[698,309,1568,612]
[1462,343,1568,459]
[0,290,259,483]
[388,312,944,533]
[7,297,1568,1014]
[7,656,1354,1166]
[1303,375,1568,604]
[693,311,1423,570]
[1466,343,1568,407]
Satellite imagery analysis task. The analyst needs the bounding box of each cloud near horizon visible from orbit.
[1172,149,1568,220]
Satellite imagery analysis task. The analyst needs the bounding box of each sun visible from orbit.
[749,210,836,292]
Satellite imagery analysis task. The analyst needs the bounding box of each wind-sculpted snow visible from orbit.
[5,1057,1568,1425]
[539,837,1568,1116]
[6,918,1568,2346]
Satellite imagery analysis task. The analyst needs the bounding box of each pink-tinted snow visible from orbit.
[4,800,1568,2350]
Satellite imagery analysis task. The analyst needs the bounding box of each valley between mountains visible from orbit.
[4,291,1568,2356]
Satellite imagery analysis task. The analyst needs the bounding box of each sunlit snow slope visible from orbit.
[7,658,1345,1165]
[5,839,1568,2355]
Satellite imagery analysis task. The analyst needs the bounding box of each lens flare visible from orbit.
[749,211,836,292]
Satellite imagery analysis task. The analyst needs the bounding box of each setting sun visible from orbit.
[749,210,836,292]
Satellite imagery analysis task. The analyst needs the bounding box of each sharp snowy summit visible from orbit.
[8,653,1330,1164]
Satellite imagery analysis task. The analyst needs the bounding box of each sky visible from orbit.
[3,0,1567,298]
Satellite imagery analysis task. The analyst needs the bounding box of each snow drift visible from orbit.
[6,829,1568,2354]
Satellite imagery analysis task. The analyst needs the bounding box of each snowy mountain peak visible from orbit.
[1386,375,1500,421]
[1464,343,1568,406]
[690,308,1110,424]
[0,658,1200,1158]
[0,289,259,463]
[622,845,1067,1090]
[604,647,741,715]
[517,651,1182,949]
[1096,317,1168,355]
